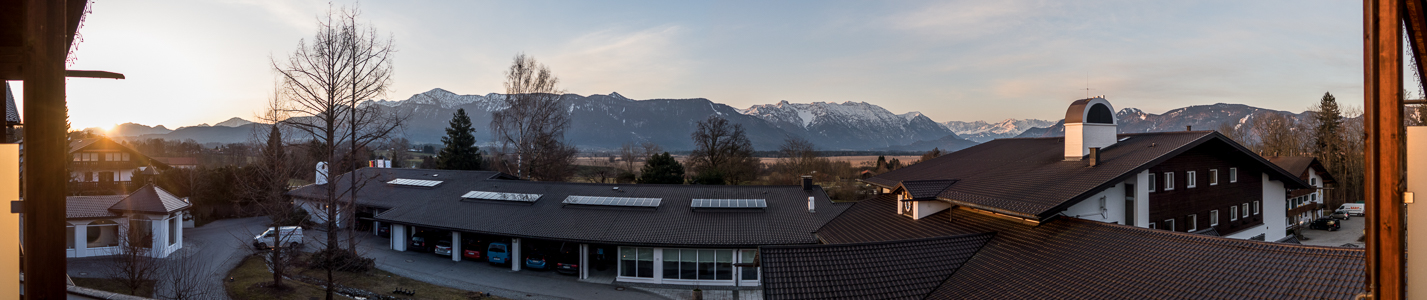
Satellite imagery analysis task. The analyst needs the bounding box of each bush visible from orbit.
[307,249,374,273]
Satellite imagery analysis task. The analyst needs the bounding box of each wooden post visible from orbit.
[1364,0,1407,298]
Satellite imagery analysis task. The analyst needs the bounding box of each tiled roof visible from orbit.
[109,184,189,214]
[863,131,1309,220]
[66,195,124,219]
[897,179,956,199]
[290,168,853,247]
[3,82,17,124]
[68,138,100,153]
[801,195,1365,299]
[760,233,993,300]
[1268,156,1337,184]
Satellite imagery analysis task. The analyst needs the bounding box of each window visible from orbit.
[169,217,180,246]
[1098,197,1106,212]
[1148,173,1156,192]
[619,247,654,278]
[66,225,74,249]
[121,153,130,161]
[1230,206,1239,221]
[741,250,759,280]
[1187,171,1197,188]
[1188,214,1197,231]
[1242,203,1249,218]
[129,219,153,248]
[660,248,737,281]
[1310,194,1317,202]
[1210,169,1219,185]
[1253,201,1260,215]
[1229,168,1238,182]
[1148,222,1157,229]
[902,201,913,215]
[1311,178,1318,186]
[1165,219,1176,231]
[1210,210,1220,226]
[1163,172,1175,190]
[87,220,119,248]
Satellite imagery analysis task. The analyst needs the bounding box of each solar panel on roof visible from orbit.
[563,195,662,208]
[461,191,542,202]
[691,199,767,209]
[387,178,443,187]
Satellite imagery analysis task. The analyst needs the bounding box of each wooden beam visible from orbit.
[22,0,68,298]
[63,70,122,79]
[1365,0,1407,299]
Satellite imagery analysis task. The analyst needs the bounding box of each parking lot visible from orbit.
[1297,214,1364,248]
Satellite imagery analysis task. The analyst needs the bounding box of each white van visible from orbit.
[1337,203,1365,216]
[253,226,304,250]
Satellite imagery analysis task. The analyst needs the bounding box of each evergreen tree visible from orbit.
[1313,92,1343,154]
[637,152,685,184]
[437,109,483,170]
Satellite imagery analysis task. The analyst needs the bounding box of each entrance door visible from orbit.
[1124,184,1135,225]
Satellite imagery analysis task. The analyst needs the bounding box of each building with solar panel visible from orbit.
[287,167,850,287]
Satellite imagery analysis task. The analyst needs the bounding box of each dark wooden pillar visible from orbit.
[1364,0,1406,298]
[22,0,67,298]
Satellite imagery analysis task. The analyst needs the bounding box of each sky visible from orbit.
[16,0,1374,130]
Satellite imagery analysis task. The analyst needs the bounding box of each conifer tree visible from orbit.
[637,152,685,184]
[438,108,483,170]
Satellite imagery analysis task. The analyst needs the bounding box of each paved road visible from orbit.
[68,216,271,300]
[1298,216,1365,247]
[340,233,665,300]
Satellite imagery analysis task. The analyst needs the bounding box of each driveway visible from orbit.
[1297,216,1364,248]
[333,232,664,300]
[68,216,271,300]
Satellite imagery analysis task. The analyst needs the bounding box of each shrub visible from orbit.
[307,249,374,273]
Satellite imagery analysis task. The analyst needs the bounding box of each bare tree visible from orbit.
[490,54,577,181]
[237,93,306,290]
[688,115,759,185]
[102,223,160,296]
[271,5,399,300]
[155,248,218,300]
[1251,112,1303,157]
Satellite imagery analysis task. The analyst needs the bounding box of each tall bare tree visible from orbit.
[238,94,305,290]
[102,225,160,296]
[154,248,218,300]
[271,5,399,300]
[1251,111,1303,157]
[688,115,759,185]
[490,54,576,181]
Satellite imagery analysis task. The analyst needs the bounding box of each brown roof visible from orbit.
[796,195,1366,299]
[1267,156,1337,184]
[152,157,198,166]
[66,195,125,219]
[863,131,1309,220]
[760,233,994,300]
[108,184,189,215]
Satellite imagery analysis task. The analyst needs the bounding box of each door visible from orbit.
[1123,184,1135,225]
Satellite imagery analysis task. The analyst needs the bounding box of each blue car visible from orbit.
[487,242,510,265]
[524,252,548,270]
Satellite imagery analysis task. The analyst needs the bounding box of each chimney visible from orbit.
[1064,97,1118,160]
[801,175,813,191]
[315,162,329,185]
[1088,147,1101,167]
[808,196,816,213]
[1186,125,1192,131]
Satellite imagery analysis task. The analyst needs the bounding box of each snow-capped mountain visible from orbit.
[738,101,957,149]
[943,118,1057,142]
[368,88,509,111]
[215,117,254,127]
[1013,103,1311,139]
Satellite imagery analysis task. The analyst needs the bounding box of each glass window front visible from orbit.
[716,250,733,280]
[681,249,697,279]
[741,250,759,280]
[698,250,715,280]
[87,220,119,247]
[662,249,680,279]
[619,247,655,278]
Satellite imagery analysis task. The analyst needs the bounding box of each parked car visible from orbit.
[433,240,453,256]
[1337,203,1365,216]
[1329,210,1351,220]
[487,242,510,265]
[377,224,390,238]
[410,236,431,252]
[252,226,303,250]
[1310,218,1341,231]
[462,239,485,260]
[554,242,580,275]
[524,252,549,270]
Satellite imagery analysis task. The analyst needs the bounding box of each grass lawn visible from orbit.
[70,277,154,298]
[226,255,505,300]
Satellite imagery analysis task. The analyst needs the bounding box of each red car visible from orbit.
[462,240,484,260]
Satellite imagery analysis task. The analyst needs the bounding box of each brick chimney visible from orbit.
[1065,97,1118,160]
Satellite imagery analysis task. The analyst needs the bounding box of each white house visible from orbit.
[65,184,190,258]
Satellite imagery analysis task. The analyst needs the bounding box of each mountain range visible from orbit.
[101,89,1312,152]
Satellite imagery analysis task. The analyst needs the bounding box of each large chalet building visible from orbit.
[1268,156,1337,228]
[861,97,1307,241]
[68,136,167,195]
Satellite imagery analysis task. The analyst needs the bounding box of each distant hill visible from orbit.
[1014,103,1311,139]
[943,118,1057,142]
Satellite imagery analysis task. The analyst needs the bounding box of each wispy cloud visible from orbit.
[548,25,693,96]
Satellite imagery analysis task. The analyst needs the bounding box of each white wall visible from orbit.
[298,199,345,227]
[1064,182,1128,224]
[1064,124,1118,159]
[65,212,183,259]
[1262,173,1287,241]
[1136,171,1150,228]
[914,200,952,220]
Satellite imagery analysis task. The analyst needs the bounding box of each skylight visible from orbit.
[691,199,767,209]
[462,191,542,203]
[562,195,662,208]
[387,178,443,187]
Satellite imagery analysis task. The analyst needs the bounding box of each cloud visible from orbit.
[546,25,693,96]
[887,0,1059,41]
[219,0,331,32]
